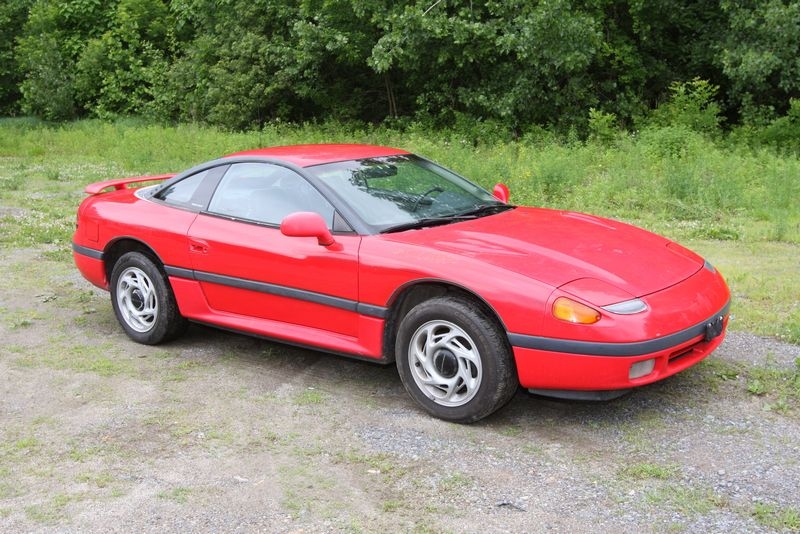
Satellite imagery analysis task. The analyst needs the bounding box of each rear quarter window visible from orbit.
[153,169,213,209]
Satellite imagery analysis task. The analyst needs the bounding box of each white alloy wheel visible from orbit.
[407,319,483,406]
[115,266,158,333]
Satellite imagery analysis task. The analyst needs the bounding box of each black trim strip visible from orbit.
[357,303,387,317]
[72,242,104,260]
[164,265,388,319]
[164,265,195,280]
[508,301,730,357]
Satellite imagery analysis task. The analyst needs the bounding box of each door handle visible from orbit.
[189,239,209,254]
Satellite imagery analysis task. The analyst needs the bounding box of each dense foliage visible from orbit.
[1,0,799,140]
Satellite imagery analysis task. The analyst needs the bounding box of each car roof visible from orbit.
[225,144,410,168]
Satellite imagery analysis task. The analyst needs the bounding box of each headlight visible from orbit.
[602,298,647,315]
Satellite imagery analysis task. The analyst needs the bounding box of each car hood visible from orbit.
[380,207,703,299]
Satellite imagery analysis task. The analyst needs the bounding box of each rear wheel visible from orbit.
[110,251,188,344]
[395,296,517,423]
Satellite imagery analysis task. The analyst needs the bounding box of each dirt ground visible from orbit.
[1,246,799,533]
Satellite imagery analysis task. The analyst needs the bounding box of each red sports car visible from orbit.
[73,144,730,422]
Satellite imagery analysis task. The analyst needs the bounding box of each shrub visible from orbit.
[587,108,618,145]
[644,78,723,136]
[756,98,800,154]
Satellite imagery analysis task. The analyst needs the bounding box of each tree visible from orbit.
[718,0,800,124]
[369,0,601,132]
[0,0,33,115]
[15,0,116,120]
[74,0,172,118]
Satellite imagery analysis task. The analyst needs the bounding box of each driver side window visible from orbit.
[207,163,335,227]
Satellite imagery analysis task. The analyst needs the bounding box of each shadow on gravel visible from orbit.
[176,321,720,432]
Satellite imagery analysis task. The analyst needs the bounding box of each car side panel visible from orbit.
[73,192,198,282]
[357,236,553,333]
[89,193,197,264]
[168,276,385,357]
[186,214,361,338]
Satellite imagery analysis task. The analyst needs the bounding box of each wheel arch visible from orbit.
[382,279,509,361]
[103,237,165,282]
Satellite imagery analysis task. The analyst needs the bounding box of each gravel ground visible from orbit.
[1,248,799,533]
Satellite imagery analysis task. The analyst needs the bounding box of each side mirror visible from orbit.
[492,183,510,203]
[280,212,336,247]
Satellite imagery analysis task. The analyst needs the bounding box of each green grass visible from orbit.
[24,493,77,524]
[0,436,40,458]
[0,118,798,344]
[745,357,800,412]
[752,502,800,531]
[644,485,726,517]
[157,487,192,504]
[690,241,800,343]
[618,462,680,480]
[438,472,472,493]
[13,339,133,377]
[294,388,326,406]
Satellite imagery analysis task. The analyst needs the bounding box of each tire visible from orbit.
[395,296,517,423]
[109,251,188,345]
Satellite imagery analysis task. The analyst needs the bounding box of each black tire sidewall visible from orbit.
[110,251,185,345]
[395,296,516,423]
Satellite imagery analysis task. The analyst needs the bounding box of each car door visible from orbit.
[186,162,361,337]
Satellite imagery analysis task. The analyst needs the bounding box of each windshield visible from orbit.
[306,155,506,231]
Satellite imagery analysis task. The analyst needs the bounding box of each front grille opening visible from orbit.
[668,342,700,362]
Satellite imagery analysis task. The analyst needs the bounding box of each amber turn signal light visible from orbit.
[552,297,601,324]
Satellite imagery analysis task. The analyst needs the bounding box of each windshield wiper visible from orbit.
[380,204,514,234]
[380,215,476,234]
[456,203,515,218]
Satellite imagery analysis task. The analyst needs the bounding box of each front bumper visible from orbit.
[509,303,729,391]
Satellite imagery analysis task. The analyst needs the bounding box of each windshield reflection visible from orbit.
[307,155,503,229]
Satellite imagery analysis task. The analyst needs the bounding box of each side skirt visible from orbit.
[188,320,393,366]
[168,276,388,361]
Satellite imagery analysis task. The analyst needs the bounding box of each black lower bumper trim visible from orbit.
[508,300,730,357]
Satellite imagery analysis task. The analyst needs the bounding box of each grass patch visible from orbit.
[752,502,800,531]
[333,450,407,479]
[294,388,326,406]
[162,359,211,382]
[75,471,116,488]
[690,241,800,344]
[499,424,523,437]
[645,485,726,517]
[4,310,40,329]
[9,436,39,451]
[278,462,339,518]
[157,487,192,504]
[618,462,680,480]
[745,357,800,412]
[0,466,18,499]
[438,472,471,493]
[694,358,743,391]
[14,340,132,377]
[24,493,76,524]
[381,499,404,512]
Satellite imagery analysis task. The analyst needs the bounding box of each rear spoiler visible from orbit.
[84,174,176,195]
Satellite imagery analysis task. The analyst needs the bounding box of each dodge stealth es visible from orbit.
[73,144,730,422]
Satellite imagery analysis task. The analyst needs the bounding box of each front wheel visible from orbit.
[395,296,517,423]
[110,251,188,345]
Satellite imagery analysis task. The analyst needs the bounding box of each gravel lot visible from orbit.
[1,247,799,533]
